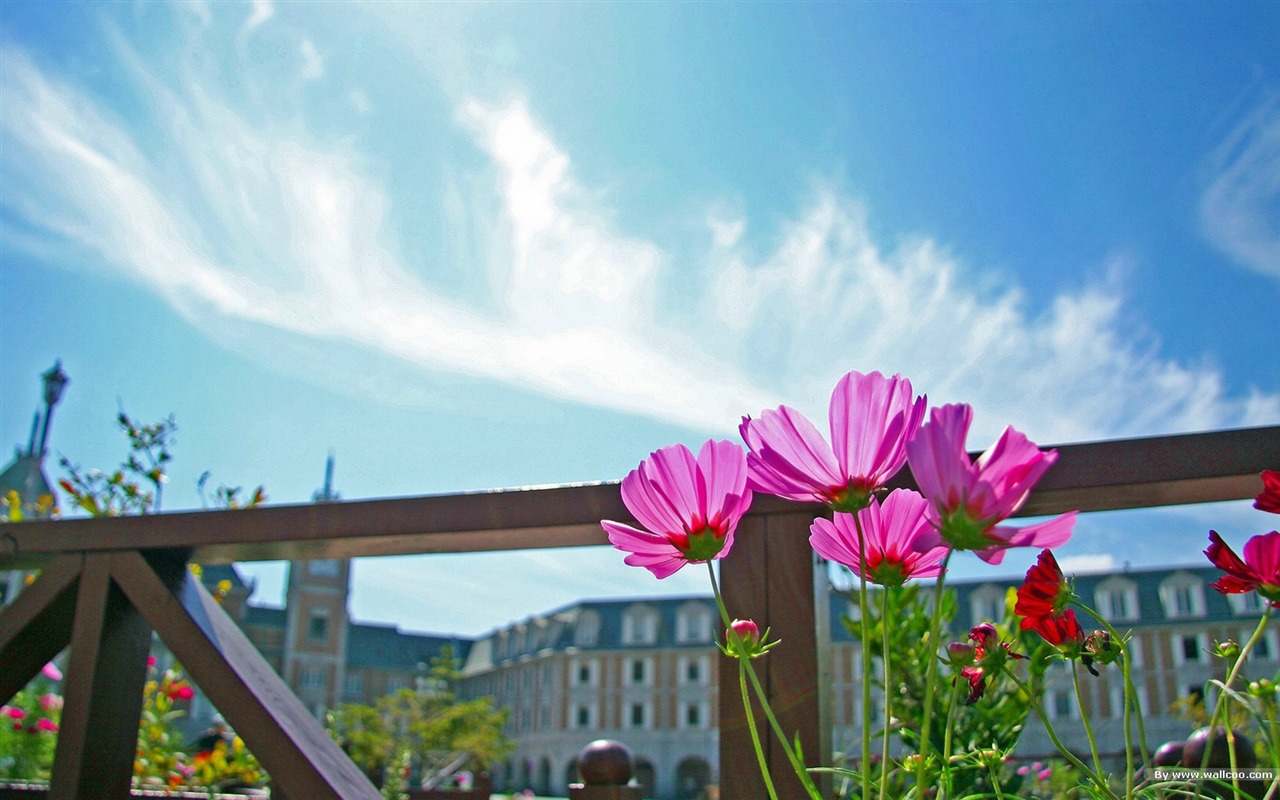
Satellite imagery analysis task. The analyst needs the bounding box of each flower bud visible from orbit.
[1213,639,1240,659]
[946,642,975,667]
[1248,678,1277,698]
[730,619,760,647]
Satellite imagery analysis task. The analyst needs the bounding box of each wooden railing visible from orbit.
[1,425,1276,799]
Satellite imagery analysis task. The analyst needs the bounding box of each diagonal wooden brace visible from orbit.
[0,554,82,704]
[109,549,381,800]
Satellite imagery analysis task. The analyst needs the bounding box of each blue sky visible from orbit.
[1,1,1277,636]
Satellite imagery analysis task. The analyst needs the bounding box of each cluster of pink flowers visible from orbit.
[603,369,1076,586]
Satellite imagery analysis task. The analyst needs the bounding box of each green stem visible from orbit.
[1003,666,1120,800]
[878,582,893,800]
[1203,607,1271,796]
[940,668,963,799]
[1072,661,1105,780]
[853,514,873,800]
[1074,602,1150,783]
[915,550,952,794]
[740,660,780,800]
[707,562,821,799]
[986,761,1008,800]
[741,657,824,798]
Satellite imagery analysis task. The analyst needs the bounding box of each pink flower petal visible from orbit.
[829,371,925,488]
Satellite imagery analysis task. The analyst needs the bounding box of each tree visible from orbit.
[327,648,511,796]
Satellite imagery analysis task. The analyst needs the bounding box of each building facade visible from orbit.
[458,563,1280,799]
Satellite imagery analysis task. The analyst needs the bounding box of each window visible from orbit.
[308,559,340,577]
[574,705,594,729]
[344,673,364,698]
[1173,632,1207,665]
[969,586,1004,626]
[629,702,648,728]
[676,603,712,643]
[1095,578,1140,622]
[307,611,329,642]
[300,666,326,689]
[685,703,702,728]
[1251,629,1278,660]
[681,656,707,686]
[1186,683,1205,704]
[573,659,597,687]
[1045,688,1076,720]
[1229,591,1265,615]
[629,658,649,686]
[575,611,601,647]
[622,605,659,645]
[1181,635,1201,662]
[1159,574,1205,619]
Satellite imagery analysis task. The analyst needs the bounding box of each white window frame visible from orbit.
[622,605,659,645]
[1172,631,1209,666]
[1159,574,1206,619]
[1095,578,1140,622]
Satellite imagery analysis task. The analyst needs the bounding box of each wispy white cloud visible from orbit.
[1200,91,1280,280]
[243,0,274,33]
[1,24,1274,452]
[299,40,324,80]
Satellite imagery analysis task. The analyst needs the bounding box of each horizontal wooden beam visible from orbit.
[0,426,1273,567]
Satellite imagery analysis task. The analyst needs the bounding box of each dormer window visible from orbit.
[676,602,713,643]
[575,610,601,647]
[1095,577,1140,622]
[968,585,1005,626]
[1159,573,1206,619]
[622,604,659,645]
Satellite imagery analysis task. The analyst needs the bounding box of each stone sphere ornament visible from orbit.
[578,739,634,785]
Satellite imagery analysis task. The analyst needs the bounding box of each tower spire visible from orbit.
[313,452,339,503]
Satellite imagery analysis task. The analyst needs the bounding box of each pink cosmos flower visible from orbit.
[36,718,58,733]
[37,693,62,712]
[906,403,1075,564]
[602,440,753,579]
[740,371,926,512]
[809,489,948,586]
[4,706,25,720]
[1205,531,1280,607]
[40,662,62,681]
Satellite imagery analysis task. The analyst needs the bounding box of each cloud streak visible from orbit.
[0,14,1274,449]
[1200,91,1280,281]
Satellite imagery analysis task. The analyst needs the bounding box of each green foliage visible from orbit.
[841,582,1054,797]
[327,648,512,796]
[0,675,61,780]
[57,411,177,516]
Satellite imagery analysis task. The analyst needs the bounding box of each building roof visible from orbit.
[0,452,54,516]
[346,622,470,669]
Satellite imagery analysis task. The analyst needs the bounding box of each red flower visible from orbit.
[954,623,1024,704]
[1014,550,1074,626]
[1257,470,1280,515]
[1205,530,1280,607]
[1031,608,1085,648]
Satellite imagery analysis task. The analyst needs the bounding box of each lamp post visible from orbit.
[36,359,70,456]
